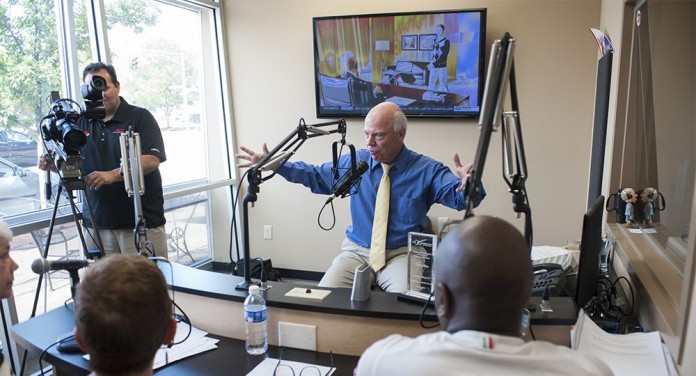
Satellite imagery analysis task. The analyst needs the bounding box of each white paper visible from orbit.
[530,245,574,260]
[531,246,579,273]
[628,228,658,234]
[247,357,335,376]
[573,310,669,376]
[83,322,219,370]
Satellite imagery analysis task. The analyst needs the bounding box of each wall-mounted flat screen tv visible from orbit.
[313,8,486,118]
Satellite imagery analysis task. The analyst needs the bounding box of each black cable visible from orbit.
[171,299,192,346]
[155,258,192,346]
[229,169,250,265]
[586,275,635,323]
[259,257,267,284]
[317,201,337,231]
[38,336,73,376]
[320,150,360,231]
[419,290,439,329]
[527,324,536,341]
[252,256,266,284]
[63,297,74,311]
[612,275,635,317]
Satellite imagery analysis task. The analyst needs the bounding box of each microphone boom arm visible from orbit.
[237,118,347,290]
[465,33,533,252]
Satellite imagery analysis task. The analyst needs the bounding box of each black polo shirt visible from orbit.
[78,97,167,229]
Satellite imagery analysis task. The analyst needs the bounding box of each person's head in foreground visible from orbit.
[434,215,532,335]
[74,254,176,376]
[0,220,19,299]
[355,216,614,375]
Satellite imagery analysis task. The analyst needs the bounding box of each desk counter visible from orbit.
[11,304,358,376]
[161,262,578,354]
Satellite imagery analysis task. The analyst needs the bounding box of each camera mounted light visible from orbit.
[81,75,107,120]
[82,75,106,102]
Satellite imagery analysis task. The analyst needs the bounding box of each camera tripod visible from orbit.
[19,176,105,375]
[33,176,105,296]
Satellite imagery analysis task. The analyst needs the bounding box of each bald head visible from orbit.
[434,216,532,336]
[365,102,407,132]
[364,102,407,163]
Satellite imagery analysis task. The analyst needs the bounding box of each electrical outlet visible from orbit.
[263,225,272,240]
[278,322,316,351]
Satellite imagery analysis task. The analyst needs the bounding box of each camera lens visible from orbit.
[63,127,87,150]
[91,76,107,91]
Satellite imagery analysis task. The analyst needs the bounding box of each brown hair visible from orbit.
[75,254,171,374]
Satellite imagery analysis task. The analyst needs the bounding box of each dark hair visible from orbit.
[75,254,171,374]
[82,62,119,85]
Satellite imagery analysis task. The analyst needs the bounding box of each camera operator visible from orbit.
[39,62,168,258]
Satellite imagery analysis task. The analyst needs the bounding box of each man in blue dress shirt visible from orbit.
[237,102,485,292]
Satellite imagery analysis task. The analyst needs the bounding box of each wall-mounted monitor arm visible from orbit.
[465,33,533,252]
[237,118,347,290]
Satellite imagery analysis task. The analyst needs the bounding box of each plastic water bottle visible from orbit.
[244,285,268,355]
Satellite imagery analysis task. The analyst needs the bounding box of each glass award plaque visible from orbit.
[405,232,438,301]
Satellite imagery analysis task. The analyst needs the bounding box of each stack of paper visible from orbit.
[153,322,219,369]
[571,310,671,376]
[82,322,219,369]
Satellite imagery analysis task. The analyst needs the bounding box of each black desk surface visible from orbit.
[160,262,579,325]
[11,305,358,376]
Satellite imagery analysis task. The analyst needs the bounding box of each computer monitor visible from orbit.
[575,195,605,309]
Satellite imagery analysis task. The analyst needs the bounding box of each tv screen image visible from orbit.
[313,9,486,118]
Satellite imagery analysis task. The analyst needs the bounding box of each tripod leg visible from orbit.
[21,184,65,376]
[78,188,105,259]
[29,185,63,319]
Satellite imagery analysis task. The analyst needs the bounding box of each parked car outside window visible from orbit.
[0,130,39,168]
[0,156,60,218]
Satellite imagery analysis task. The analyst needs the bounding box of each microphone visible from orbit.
[325,161,368,204]
[31,258,93,274]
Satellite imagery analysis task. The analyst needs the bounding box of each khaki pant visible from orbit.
[318,238,417,293]
[83,225,168,259]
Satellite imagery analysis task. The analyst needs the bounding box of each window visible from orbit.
[103,0,209,185]
[0,0,66,219]
[608,0,695,367]
[1,0,235,373]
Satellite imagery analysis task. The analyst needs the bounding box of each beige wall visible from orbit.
[223,0,601,271]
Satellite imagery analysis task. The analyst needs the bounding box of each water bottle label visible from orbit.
[245,309,266,323]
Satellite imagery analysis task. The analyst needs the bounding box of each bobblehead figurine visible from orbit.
[641,187,658,227]
[621,188,639,227]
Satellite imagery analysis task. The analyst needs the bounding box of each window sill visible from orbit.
[608,222,683,352]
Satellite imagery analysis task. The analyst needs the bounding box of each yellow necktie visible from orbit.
[370,163,392,272]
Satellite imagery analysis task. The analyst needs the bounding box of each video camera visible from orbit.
[40,75,107,180]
